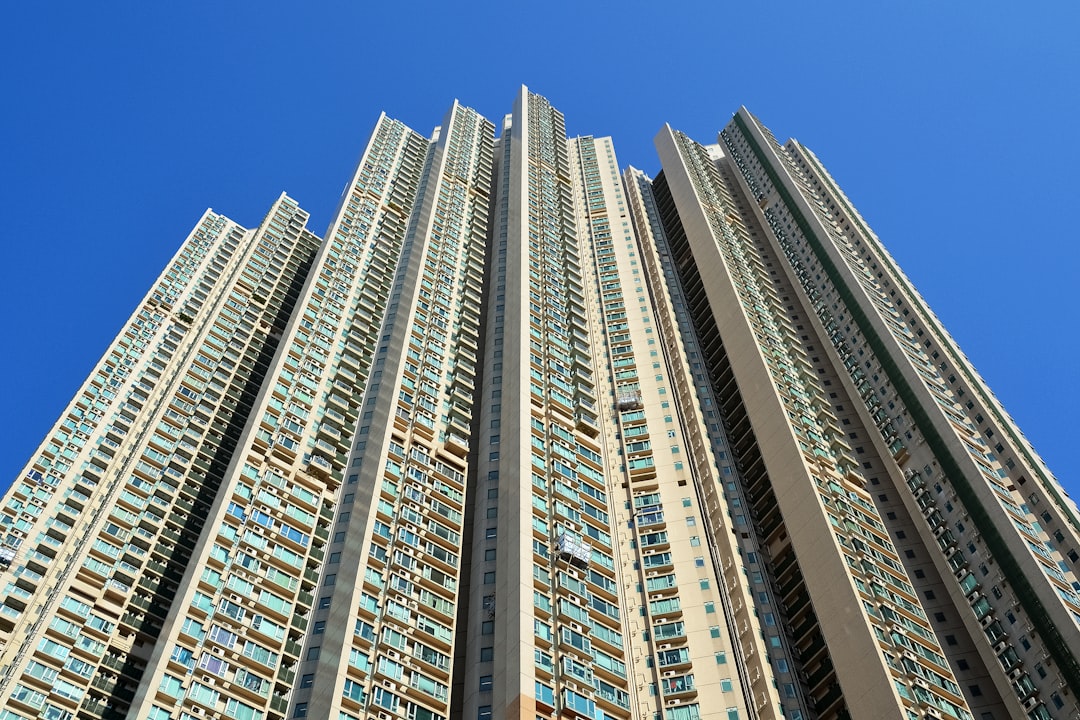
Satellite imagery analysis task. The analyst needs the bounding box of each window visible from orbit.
[667,705,701,720]
[25,661,59,684]
[198,653,228,677]
[158,674,183,698]
[10,684,47,710]
[371,686,397,711]
[209,625,237,649]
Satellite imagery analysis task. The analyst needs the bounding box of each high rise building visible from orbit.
[0,88,1075,720]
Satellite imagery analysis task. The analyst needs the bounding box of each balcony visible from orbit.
[575,411,599,438]
[445,433,469,458]
[307,454,333,476]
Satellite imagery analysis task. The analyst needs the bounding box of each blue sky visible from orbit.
[2,2,1077,498]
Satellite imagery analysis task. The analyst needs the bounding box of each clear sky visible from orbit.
[2,2,1077,500]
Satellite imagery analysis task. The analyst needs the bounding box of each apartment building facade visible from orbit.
[0,90,1074,720]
